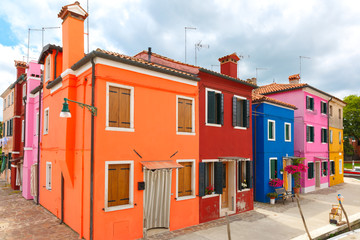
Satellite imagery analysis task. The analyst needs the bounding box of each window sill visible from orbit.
[202,193,219,199]
[104,204,134,212]
[176,195,196,201]
[234,126,247,130]
[285,140,291,142]
[237,188,250,193]
[43,132,48,135]
[177,132,196,136]
[268,138,276,141]
[105,127,135,132]
[206,123,222,127]
[307,141,314,143]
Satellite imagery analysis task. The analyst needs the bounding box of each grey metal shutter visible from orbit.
[232,96,237,127]
[246,100,250,128]
[207,91,215,124]
[199,162,205,197]
[246,161,253,189]
[214,162,223,194]
[220,94,224,125]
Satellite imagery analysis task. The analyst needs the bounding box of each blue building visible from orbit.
[252,93,296,203]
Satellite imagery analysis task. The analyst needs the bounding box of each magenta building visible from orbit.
[22,61,42,200]
[256,74,331,193]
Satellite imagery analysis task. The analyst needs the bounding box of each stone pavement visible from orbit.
[149,177,360,240]
[0,180,79,240]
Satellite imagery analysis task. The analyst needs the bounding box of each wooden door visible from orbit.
[221,162,228,208]
[315,162,320,188]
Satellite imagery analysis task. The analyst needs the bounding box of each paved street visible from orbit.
[0,177,359,240]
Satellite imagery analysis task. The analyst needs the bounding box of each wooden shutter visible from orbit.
[214,162,223,194]
[109,86,131,128]
[270,160,277,179]
[207,91,215,124]
[183,99,193,132]
[246,161,253,189]
[311,127,314,142]
[232,97,237,127]
[246,100,250,128]
[108,164,130,207]
[238,162,242,190]
[306,96,310,109]
[184,162,192,196]
[178,164,184,197]
[178,98,185,132]
[199,163,205,197]
[220,94,224,125]
[306,126,309,142]
[119,89,131,128]
[310,98,314,110]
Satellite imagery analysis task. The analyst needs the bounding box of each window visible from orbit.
[21,120,24,142]
[330,130,333,144]
[238,160,252,191]
[269,158,277,179]
[36,112,39,136]
[330,161,335,175]
[46,162,52,190]
[338,109,341,119]
[306,96,314,111]
[7,119,13,136]
[22,83,26,105]
[4,99,6,109]
[268,120,275,141]
[45,55,51,82]
[285,123,291,142]
[206,88,223,126]
[177,160,195,199]
[329,105,333,116]
[320,101,327,114]
[232,95,249,128]
[106,83,134,131]
[308,162,314,179]
[322,161,328,177]
[105,161,134,211]
[44,108,49,135]
[339,132,342,144]
[199,161,215,196]
[11,92,13,105]
[339,159,342,174]
[7,95,10,107]
[3,122,5,137]
[321,128,327,143]
[306,125,314,142]
[177,96,194,134]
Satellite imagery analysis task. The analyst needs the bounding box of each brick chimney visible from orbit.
[58,1,88,70]
[14,60,27,79]
[218,53,240,78]
[289,74,300,84]
[247,77,257,86]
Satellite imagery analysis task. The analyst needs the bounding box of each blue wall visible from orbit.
[253,102,294,203]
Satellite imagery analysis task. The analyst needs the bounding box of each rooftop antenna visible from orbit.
[256,67,267,83]
[194,40,209,66]
[86,0,89,53]
[299,56,311,82]
[27,28,42,63]
[184,27,196,63]
[41,27,60,48]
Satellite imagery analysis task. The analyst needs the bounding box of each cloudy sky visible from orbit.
[0,0,359,119]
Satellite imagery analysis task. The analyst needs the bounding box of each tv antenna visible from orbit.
[194,40,209,66]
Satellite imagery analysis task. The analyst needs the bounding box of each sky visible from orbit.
[0,0,359,120]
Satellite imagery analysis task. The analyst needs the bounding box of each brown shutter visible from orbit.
[108,164,130,207]
[178,98,192,133]
[178,163,185,197]
[109,86,120,127]
[184,162,192,195]
[119,88,131,128]
[178,98,185,132]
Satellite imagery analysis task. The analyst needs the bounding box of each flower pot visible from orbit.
[270,198,275,204]
[293,187,300,196]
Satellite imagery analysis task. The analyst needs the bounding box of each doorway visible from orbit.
[315,162,320,188]
[144,169,172,230]
[286,159,292,191]
[220,161,235,216]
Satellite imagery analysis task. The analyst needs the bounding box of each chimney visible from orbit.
[247,77,257,86]
[218,53,240,78]
[289,74,300,84]
[14,60,27,79]
[58,1,88,70]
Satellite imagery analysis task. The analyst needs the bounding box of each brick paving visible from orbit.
[0,179,79,240]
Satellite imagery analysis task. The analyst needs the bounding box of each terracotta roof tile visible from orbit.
[218,52,240,62]
[96,48,198,79]
[58,1,88,20]
[252,92,297,109]
[14,60,28,68]
[254,82,307,95]
[135,50,199,68]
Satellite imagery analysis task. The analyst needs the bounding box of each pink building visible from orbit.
[256,74,331,193]
[22,61,42,200]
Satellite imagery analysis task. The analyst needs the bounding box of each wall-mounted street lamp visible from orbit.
[60,98,97,118]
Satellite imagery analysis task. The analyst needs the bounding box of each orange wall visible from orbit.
[40,61,199,240]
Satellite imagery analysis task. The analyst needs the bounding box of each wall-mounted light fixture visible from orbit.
[60,98,97,118]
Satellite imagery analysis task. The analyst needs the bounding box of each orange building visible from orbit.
[39,2,199,239]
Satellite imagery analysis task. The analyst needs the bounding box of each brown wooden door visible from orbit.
[221,162,228,208]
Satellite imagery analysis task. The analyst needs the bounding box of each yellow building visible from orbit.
[329,97,346,186]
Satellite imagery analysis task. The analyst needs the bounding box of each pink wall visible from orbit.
[22,61,41,200]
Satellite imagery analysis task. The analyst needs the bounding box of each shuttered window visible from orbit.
[322,161,328,177]
[268,120,275,141]
[321,101,327,114]
[308,162,314,179]
[44,108,49,135]
[285,123,291,141]
[178,97,193,133]
[199,162,215,197]
[306,96,314,110]
[321,128,327,143]
[207,89,223,125]
[232,96,249,128]
[330,130,333,143]
[306,125,314,142]
[46,162,52,190]
[107,164,130,207]
[238,161,253,191]
[270,158,277,179]
[330,161,335,175]
[177,162,193,197]
[109,86,131,128]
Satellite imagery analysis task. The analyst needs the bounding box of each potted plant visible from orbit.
[284,158,307,196]
[268,178,283,188]
[205,185,214,195]
[266,192,278,204]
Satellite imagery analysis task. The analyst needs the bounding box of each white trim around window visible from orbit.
[176,159,196,201]
[176,95,195,135]
[104,160,134,212]
[201,159,219,198]
[44,107,49,135]
[45,55,51,82]
[284,122,291,142]
[330,160,335,176]
[21,120,25,142]
[339,159,343,174]
[205,88,222,127]
[269,157,277,179]
[105,82,135,132]
[233,95,248,130]
[268,119,276,141]
[330,129,333,144]
[46,162,52,190]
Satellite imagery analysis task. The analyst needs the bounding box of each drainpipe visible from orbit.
[328,97,333,186]
[36,83,42,205]
[60,173,64,224]
[253,103,261,201]
[54,49,59,81]
[90,57,96,240]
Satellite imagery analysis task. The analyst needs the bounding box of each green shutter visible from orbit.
[232,97,237,127]
[246,161,253,189]
[238,162,242,190]
[207,91,215,124]
[199,163,205,197]
[214,162,223,194]
[270,159,277,179]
